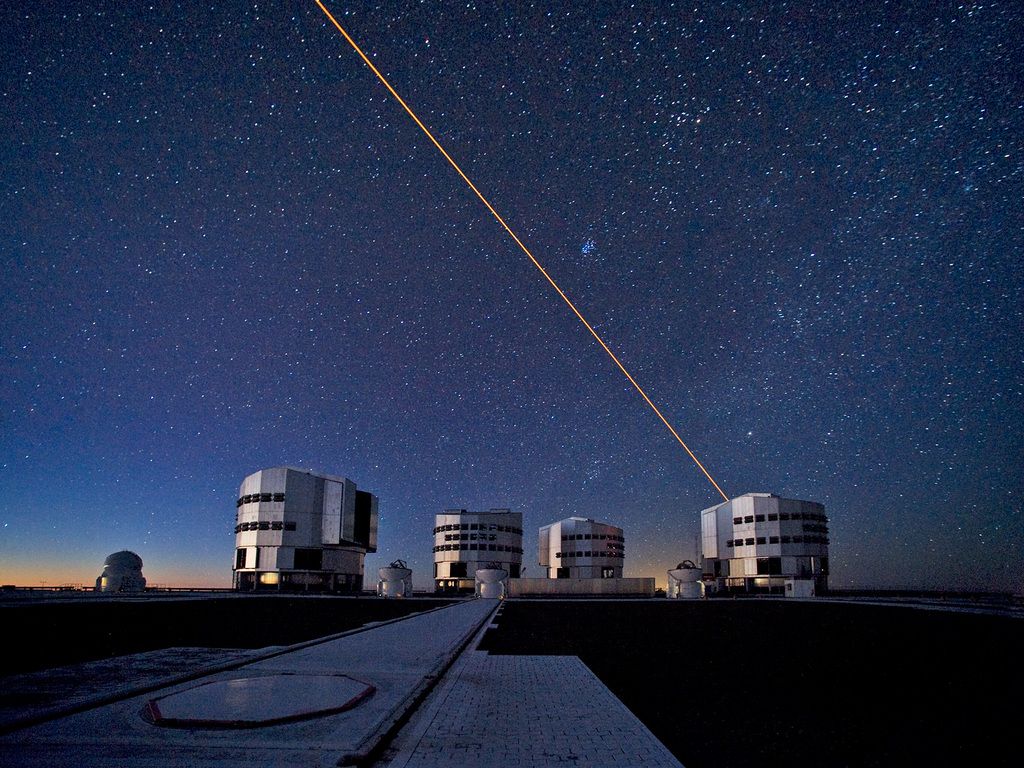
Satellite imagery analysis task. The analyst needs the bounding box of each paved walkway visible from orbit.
[384,652,683,768]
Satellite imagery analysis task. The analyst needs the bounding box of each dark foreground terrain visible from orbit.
[2,596,1020,767]
[0,595,454,677]
[480,600,1023,768]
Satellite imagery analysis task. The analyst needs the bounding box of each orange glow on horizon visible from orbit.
[0,563,232,591]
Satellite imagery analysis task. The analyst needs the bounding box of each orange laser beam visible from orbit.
[314,0,729,502]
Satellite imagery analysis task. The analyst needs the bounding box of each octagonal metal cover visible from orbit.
[144,673,375,728]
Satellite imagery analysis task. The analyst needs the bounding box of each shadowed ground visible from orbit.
[0,596,455,677]
[477,600,1024,768]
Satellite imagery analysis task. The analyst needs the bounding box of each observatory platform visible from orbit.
[0,599,681,767]
[0,600,493,766]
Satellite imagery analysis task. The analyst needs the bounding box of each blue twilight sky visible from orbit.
[1,0,1022,591]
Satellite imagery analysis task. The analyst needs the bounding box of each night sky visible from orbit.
[2,1,1021,591]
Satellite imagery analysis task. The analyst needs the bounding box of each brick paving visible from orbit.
[387,652,683,768]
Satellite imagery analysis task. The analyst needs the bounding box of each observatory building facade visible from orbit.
[233,467,378,593]
[538,516,625,579]
[432,508,523,593]
[701,493,829,596]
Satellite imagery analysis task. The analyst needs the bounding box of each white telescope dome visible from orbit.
[95,550,146,593]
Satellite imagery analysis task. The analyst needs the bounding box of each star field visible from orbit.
[1,1,1021,590]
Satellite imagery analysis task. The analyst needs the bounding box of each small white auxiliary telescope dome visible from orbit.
[377,559,413,598]
[95,550,147,593]
[667,560,704,599]
[474,564,509,600]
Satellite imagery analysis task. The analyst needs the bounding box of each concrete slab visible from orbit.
[0,647,263,732]
[0,599,497,768]
[144,674,374,728]
[382,652,684,768]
